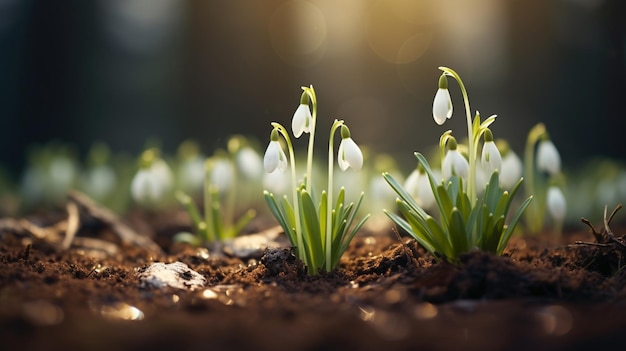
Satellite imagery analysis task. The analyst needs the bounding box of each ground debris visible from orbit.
[137,261,206,290]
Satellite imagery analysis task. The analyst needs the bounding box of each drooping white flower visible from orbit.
[337,125,363,171]
[131,168,155,203]
[82,165,117,200]
[263,139,287,173]
[291,103,312,138]
[177,155,205,193]
[481,130,502,175]
[236,147,263,179]
[418,169,438,210]
[546,186,567,222]
[537,139,561,175]
[404,169,420,198]
[443,150,468,180]
[210,158,234,192]
[404,168,437,210]
[499,150,523,189]
[432,74,453,125]
[130,158,173,205]
[442,138,469,180]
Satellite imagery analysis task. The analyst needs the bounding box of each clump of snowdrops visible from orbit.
[384,67,532,262]
[263,85,369,275]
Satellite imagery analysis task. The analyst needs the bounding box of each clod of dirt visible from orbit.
[260,247,305,278]
[137,261,206,290]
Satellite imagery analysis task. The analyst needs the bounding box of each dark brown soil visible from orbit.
[2,208,626,351]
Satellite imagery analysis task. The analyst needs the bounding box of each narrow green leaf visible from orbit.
[319,191,328,242]
[175,191,204,234]
[300,190,324,271]
[414,153,449,228]
[425,216,454,258]
[336,213,371,267]
[383,172,428,218]
[484,216,505,253]
[449,207,468,253]
[497,195,533,255]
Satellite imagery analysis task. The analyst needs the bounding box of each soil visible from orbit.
[2,204,626,351]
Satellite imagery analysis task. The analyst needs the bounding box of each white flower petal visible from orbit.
[338,137,363,171]
[210,159,234,192]
[403,169,420,198]
[236,147,263,179]
[291,104,311,138]
[442,150,469,180]
[481,141,502,175]
[547,186,567,222]
[499,151,522,189]
[277,147,288,172]
[433,88,453,125]
[263,141,279,173]
[537,140,561,175]
[417,170,437,210]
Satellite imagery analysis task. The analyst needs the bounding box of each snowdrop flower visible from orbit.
[481,129,502,175]
[209,158,234,192]
[404,169,420,197]
[546,186,566,222]
[177,155,205,193]
[236,147,263,179]
[291,94,312,138]
[82,165,117,200]
[337,125,363,171]
[432,73,453,125]
[442,137,469,180]
[537,138,561,175]
[497,140,523,189]
[404,167,437,210]
[176,140,205,193]
[131,152,174,205]
[264,129,288,173]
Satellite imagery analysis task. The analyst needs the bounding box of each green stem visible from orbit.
[439,130,454,171]
[304,85,317,194]
[203,160,216,242]
[439,67,476,205]
[272,122,306,263]
[224,158,237,236]
[326,119,344,272]
[524,123,546,234]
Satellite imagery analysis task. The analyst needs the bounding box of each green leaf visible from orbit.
[386,208,437,255]
[319,191,328,242]
[176,191,204,234]
[425,215,453,258]
[483,171,502,212]
[396,201,441,254]
[383,172,428,218]
[497,195,533,255]
[335,213,370,267]
[484,215,505,253]
[414,153,449,228]
[264,192,297,247]
[300,190,324,271]
[449,207,468,254]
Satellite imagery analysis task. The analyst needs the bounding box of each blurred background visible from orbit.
[0,0,624,178]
